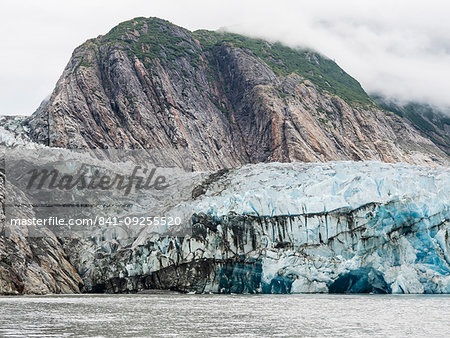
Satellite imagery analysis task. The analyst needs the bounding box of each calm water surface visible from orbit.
[0,294,448,337]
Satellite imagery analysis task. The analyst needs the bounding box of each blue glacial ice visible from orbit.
[74,161,449,294]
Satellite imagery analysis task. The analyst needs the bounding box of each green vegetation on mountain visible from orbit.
[100,17,373,106]
[194,30,373,106]
[103,17,202,67]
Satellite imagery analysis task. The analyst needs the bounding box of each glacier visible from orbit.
[63,161,449,294]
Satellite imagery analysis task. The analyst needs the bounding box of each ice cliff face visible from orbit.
[66,161,449,294]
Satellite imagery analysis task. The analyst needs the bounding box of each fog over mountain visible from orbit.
[228,1,450,110]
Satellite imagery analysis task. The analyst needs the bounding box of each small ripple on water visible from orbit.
[0,294,449,337]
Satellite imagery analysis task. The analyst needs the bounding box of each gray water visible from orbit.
[0,294,448,337]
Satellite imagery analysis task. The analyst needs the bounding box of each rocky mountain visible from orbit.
[1,17,449,295]
[26,17,448,169]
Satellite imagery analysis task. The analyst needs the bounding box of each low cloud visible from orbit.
[225,0,450,111]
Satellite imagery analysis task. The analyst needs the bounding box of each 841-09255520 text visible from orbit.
[9,216,182,227]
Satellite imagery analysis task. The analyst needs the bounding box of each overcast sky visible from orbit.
[1,0,450,115]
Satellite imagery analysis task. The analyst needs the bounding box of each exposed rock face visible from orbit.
[27,17,448,169]
[0,172,83,294]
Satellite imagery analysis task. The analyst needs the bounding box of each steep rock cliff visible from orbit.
[26,17,449,169]
[0,172,83,294]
